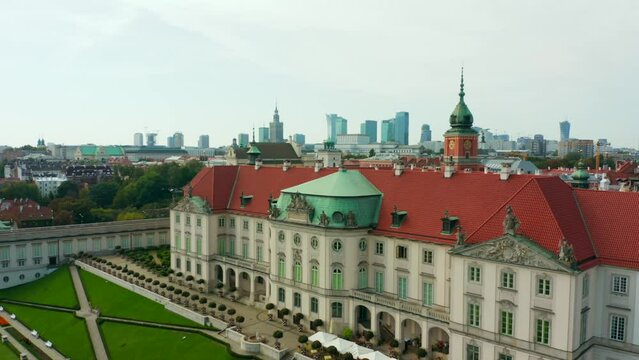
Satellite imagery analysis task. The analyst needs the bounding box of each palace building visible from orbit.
[170,74,639,360]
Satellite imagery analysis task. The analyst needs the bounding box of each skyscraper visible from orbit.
[258,127,270,142]
[360,120,377,143]
[326,114,348,142]
[146,133,157,146]
[173,132,184,148]
[560,121,571,141]
[238,133,249,148]
[420,124,432,142]
[167,136,175,148]
[269,106,284,143]
[381,119,394,143]
[134,133,143,146]
[531,134,546,157]
[198,135,210,149]
[292,134,306,145]
[394,111,409,145]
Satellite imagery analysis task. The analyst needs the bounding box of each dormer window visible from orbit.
[391,206,407,228]
[239,192,253,208]
[441,211,459,234]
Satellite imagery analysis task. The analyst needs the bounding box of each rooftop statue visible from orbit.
[503,206,520,235]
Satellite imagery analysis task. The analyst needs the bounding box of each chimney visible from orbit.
[410,164,415,170]
[394,161,405,176]
[500,163,511,181]
[314,159,323,173]
[254,158,263,170]
[444,164,454,179]
[535,169,543,175]
[484,167,489,174]
[282,160,291,172]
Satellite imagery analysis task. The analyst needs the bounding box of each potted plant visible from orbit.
[266,303,275,321]
[208,302,217,316]
[298,335,308,355]
[186,275,195,289]
[197,279,206,293]
[235,316,245,332]
[216,282,224,296]
[417,348,428,359]
[273,330,284,349]
[280,308,290,326]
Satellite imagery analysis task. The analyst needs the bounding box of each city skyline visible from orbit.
[1,1,638,148]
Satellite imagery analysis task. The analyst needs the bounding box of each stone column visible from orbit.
[249,275,256,303]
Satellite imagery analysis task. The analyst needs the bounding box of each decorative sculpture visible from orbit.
[319,211,330,226]
[345,210,357,227]
[455,225,465,246]
[558,238,576,264]
[503,206,520,235]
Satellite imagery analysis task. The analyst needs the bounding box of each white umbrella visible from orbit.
[345,344,374,358]
[308,332,337,345]
[360,351,393,360]
[325,337,355,353]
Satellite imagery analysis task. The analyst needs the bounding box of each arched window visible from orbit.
[358,267,367,289]
[310,297,319,313]
[293,233,301,246]
[332,239,342,252]
[294,261,302,282]
[311,265,319,287]
[278,231,285,242]
[332,268,343,290]
[278,258,286,278]
[310,236,319,249]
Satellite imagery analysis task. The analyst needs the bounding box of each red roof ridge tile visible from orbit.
[226,166,241,209]
[571,190,599,258]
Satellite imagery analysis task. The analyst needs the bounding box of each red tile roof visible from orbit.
[0,198,53,224]
[188,165,639,270]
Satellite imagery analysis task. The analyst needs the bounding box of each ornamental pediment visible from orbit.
[173,196,211,215]
[450,235,573,273]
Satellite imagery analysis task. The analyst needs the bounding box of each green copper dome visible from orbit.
[571,161,590,181]
[447,68,476,133]
[247,143,261,155]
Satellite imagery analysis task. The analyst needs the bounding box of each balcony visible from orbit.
[351,289,450,323]
[212,254,269,273]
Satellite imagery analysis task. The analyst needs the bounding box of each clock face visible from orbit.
[448,140,455,149]
[464,139,472,150]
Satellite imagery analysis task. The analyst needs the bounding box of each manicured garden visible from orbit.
[0,341,18,359]
[2,303,94,360]
[79,269,200,327]
[100,321,243,360]
[0,266,78,309]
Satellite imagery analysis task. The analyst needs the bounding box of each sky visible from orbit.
[1,1,638,148]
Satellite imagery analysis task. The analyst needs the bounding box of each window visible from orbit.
[278,288,285,302]
[358,267,367,289]
[0,247,9,268]
[397,276,408,299]
[310,297,319,313]
[423,282,434,306]
[63,241,72,255]
[580,311,588,344]
[501,271,515,289]
[16,246,26,266]
[196,236,202,255]
[33,258,41,265]
[196,217,202,227]
[375,242,384,255]
[466,344,479,360]
[375,271,384,293]
[175,232,182,250]
[294,262,302,282]
[311,265,319,287]
[537,278,552,296]
[582,274,589,298]
[498,354,512,360]
[536,319,550,345]
[501,310,514,336]
[107,237,115,250]
[332,268,343,290]
[278,258,286,278]
[176,257,181,269]
[332,239,342,252]
[612,275,628,294]
[468,303,481,327]
[256,222,263,233]
[218,218,225,227]
[17,259,25,267]
[310,237,318,249]
[185,235,191,253]
[423,250,433,264]
[396,245,408,259]
[331,302,343,318]
[610,314,626,341]
[293,234,301,246]
[256,245,263,262]
[93,238,102,251]
[229,218,236,228]
[243,220,249,230]
[228,238,235,256]
[359,239,367,251]
[186,260,191,272]
[196,263,202,275]
[294,292,301,308]
[175,214,181,224]
[469,266,481,283]
[278,231,285,242]
[217,238,225,255]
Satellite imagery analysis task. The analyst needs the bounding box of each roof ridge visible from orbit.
[572,190,599,258]
[527,177,567,243]
[226,166,241,210]
[466,177,535,240]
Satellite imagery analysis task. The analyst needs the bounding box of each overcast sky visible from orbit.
[1,1,638,148]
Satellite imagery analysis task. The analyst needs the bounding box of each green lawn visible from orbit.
[79,270,200,327]
[0,342,18,359]
[101,321,242,360]
[0,266,78,309]
[2,304,94,360]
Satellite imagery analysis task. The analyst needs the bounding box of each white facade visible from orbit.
[34,176,67,197]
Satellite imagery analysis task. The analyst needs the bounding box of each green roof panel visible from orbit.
[282,169,382,197]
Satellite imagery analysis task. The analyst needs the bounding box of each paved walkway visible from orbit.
[2,313,66,360]
[0,326,37,360]
[69,265,109,360]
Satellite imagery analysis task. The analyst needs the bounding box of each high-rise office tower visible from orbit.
[292,134,306,145]
[394,111,409,145]
[326,114,348,142]
[134,133,143,146]
[531,134,546,157]
[167,136,175,148]
[420,124,432,142]
[360,120,377,143]
[198,135,210,149]
[258,127,270,142]
[269,106,284,143]
[381,119,394,143]
[146,133,157,146]
[238,133,250,148]
[173,132,184,148]
[560,121,571,141]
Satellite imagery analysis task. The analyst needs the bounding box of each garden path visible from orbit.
[0,325,37,359]
[1,312,66,360]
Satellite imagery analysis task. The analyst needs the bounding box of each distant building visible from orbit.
[326,114,348,142]
[560,120,571,141]
[559,139,594,158]
[517,137,533,151]
[258,127,270,143]
[394,111,409,145]
[269,106,284,143]
[360,120,377,143]
[420,124,432,142]
[225,142,301,165]
[167,136,175,148]
[336,134,370,145]
[531,134,546,157]
[74,145,125,161]
[146,133,157,147]
[198,135,210,149]
[173,132,184,148]
[122,146,189,162]
[292,134,306,145]
[238,133,250,148]
[381,119,394,143]
[133,133,144,146]
[34,176,67,197]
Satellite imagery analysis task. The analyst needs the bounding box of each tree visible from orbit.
[390,339,399,349]
[417,348,428,359]
[326,346,338,356]
[298,335,308,344]
[368,148,376,157]
[311,340,322,350]
[56,181,80,199]
[341,327,354,340]
[0,182,41,202]
[88,182,119,207]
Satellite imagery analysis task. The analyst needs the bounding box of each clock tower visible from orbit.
[443,68,481,172]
